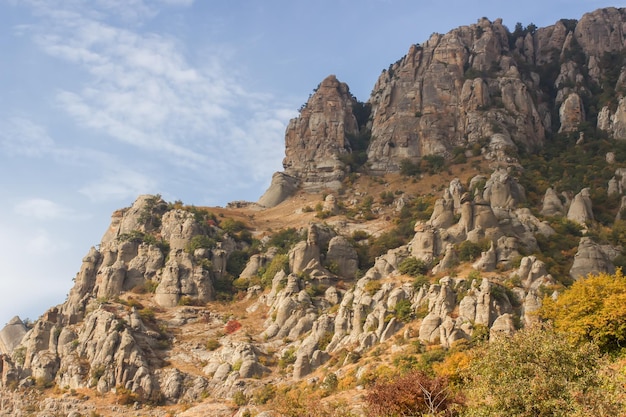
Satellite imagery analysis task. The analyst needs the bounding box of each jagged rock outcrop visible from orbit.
[366,18,545,174]
[325,236,359,278]
[6,8,626,414]
[258,75,363,206]
[483,168,526,209]
[283,75,359,188]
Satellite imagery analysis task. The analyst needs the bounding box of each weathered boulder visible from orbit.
[540,187,565,216]
[160,209,201,251]
[483,168,525,209]
[257,172,299,208]
[567,188,594,225]
[570,237,615,279]
[101,195,167,245]
[472,242,497,272]
[0,317,28,355]
[512,256,555,290]
[325,236,358,278]
[410,222,441,263]
[558,93,585,133]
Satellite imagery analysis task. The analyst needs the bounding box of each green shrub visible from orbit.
[400,159,421,177]
[261,254,289,287]
[279,347,297,368]
[463,324,625,416]
[317,331,334,351]
[393,299,414,323]
[412,274,430,290]
[226,250,250,277]
[458,239,489,262]
[364,280,382,295]
[379,191,395,205]
[266,228,304,253]
[205,338,221,351]
[421,154,445,173]
[233,390,248,406]
[253,384,276,404]
[398,257,430,276]
[185,235,217,253]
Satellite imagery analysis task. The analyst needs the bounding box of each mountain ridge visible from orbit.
[2,7,626,416]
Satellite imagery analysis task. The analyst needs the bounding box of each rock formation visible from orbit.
[3,7,626,415]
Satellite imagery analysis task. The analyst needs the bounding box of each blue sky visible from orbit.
[0,0,622,326]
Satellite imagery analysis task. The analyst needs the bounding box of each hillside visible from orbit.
[1,7,626,417]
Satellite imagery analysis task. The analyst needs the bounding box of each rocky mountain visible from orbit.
[2,7,626,417]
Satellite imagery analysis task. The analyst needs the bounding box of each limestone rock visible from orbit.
[540,187,565,216]
[325,236,358,278]
[410,223,440,263]
[482,168,525,209]
[367,18,545,174]
[282,75,360,190]
[511,256,555,290]
[0,317,28,355]
[160,209,201,251]
[570,237,616,280]
[558,93,585,133]
[472,242,497,272]
[490,313,515,337]
[257,172,299,208]
[566,188,594,225]
[101,195,167,245]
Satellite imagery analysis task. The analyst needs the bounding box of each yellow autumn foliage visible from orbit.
[541,268,626,353]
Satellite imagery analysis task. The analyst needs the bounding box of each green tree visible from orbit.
[462,324,624,416]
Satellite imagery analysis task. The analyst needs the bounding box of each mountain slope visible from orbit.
[1,7,626,417]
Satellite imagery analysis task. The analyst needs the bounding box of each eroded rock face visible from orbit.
[366,18,545,174]
[7,8,626,413]
[282,75,360,190]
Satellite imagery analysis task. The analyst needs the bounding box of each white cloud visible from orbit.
[14,198,74,220]
[79,167,158,202]
[157,0,194,6]
[26,229,70,255]
[0,117,54,156]
[7,0,295,207]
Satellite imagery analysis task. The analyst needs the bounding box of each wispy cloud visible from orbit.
[79,167,158,202]
[5,0,297,209]
[14,198,75,220]
[12,0,292,190]
[0,117,55,157]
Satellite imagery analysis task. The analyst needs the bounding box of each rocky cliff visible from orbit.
[3,7,626,417]
[261,7,626,206]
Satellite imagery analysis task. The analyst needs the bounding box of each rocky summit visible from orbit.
[3,7,626,417]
